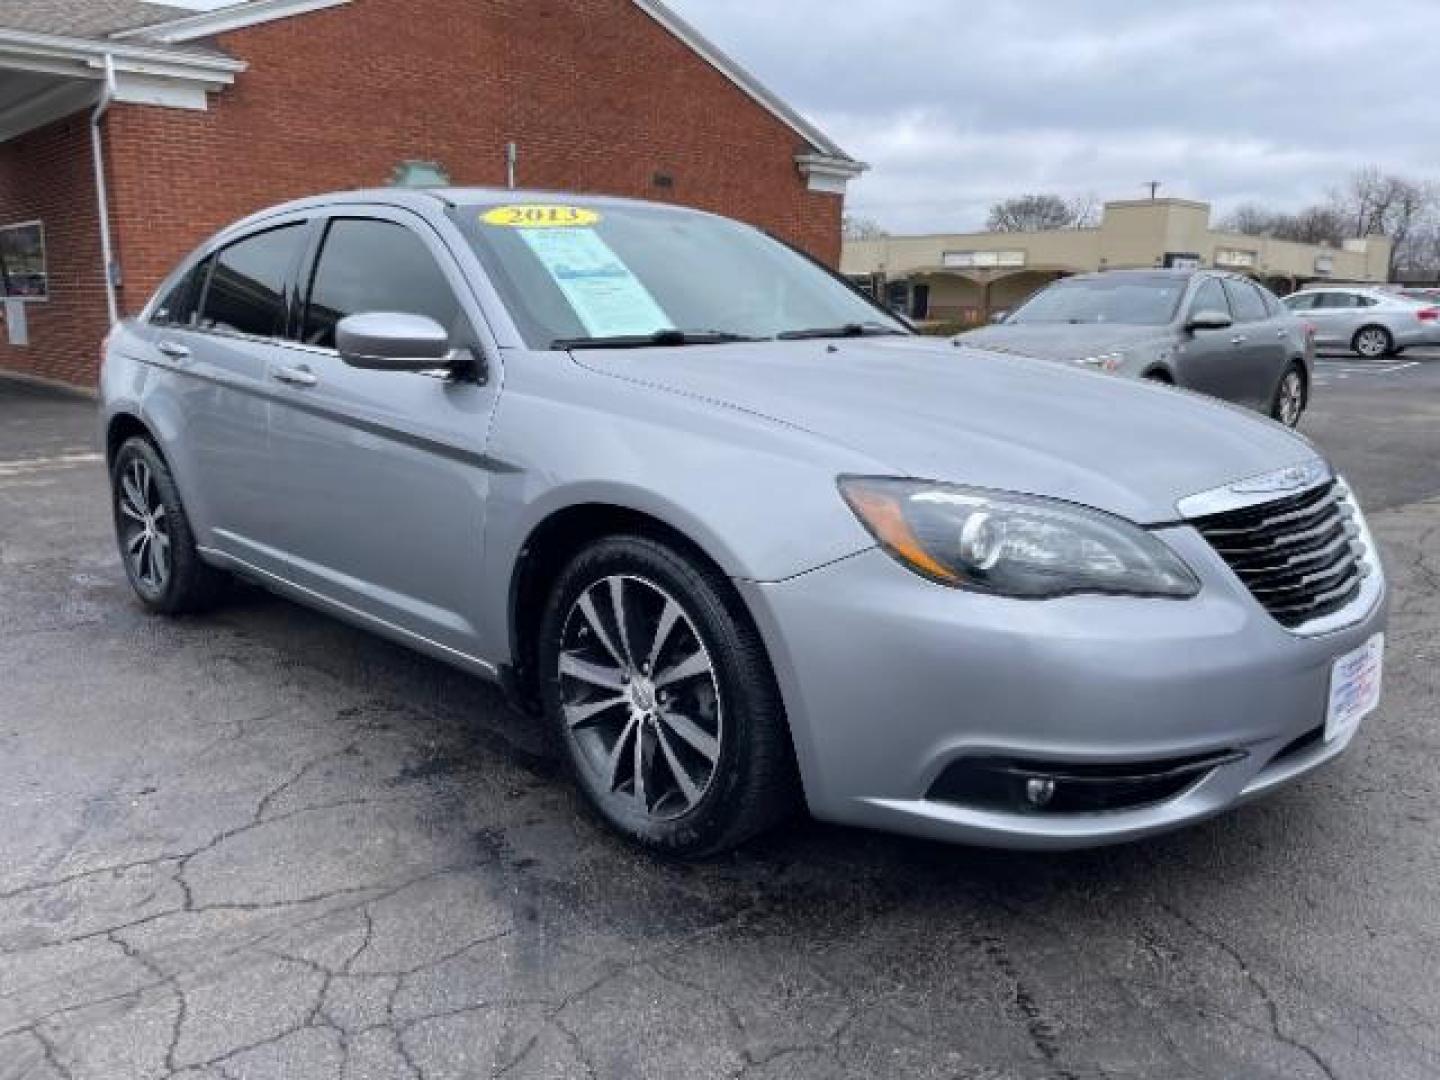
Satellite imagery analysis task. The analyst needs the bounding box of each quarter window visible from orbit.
[1223,279,1268,323]
[199,224,306,338]
[302,218,465,349]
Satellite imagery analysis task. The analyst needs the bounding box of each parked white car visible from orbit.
[1283,286,1440,357]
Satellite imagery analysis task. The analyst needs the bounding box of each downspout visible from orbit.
[90,53,120,326]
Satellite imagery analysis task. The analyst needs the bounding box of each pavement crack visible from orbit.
[1157,899,1339,1080]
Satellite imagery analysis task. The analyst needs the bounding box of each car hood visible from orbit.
[572,336,1317,525]
[958,322,1173,361]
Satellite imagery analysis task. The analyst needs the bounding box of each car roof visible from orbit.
[230,187,722,230]
[1057,268,1256,286]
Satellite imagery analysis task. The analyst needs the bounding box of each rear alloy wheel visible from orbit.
[1271,365,1306,428]
[539,535,795,856]
[1352,325,1393,358]
[111,437,228,614]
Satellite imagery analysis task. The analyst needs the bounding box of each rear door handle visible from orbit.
[1277,329,1289,338]
[157,340,190,360]
[1230,336,1247,345]
[271,364,317,388]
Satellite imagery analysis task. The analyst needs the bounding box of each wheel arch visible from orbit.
[504,502,758,716]
[1141,365,1175,384]
[105,411,160,468]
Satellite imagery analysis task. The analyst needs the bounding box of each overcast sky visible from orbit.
[663,0,1440,234]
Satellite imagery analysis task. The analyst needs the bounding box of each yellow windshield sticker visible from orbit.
[482,205,601,229]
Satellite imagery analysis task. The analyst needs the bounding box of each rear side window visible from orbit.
[198,224,306,338]
[1223,279,1268,323]
[152,257,210,327]
[1253,282,1284,316]
[302,218,464,349]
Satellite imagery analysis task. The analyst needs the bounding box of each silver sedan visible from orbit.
[1283,285,1440,357]
[100,190,1387,855]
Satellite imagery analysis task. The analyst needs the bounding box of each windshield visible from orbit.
[1006,277,1185,326]
[451,201,906,348]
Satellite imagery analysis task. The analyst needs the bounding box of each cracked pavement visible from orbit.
[1,364,1438,1080]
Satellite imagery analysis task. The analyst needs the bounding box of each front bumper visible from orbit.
[738,525,1388,849]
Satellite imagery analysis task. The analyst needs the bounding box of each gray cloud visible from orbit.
[663,0,1440,232]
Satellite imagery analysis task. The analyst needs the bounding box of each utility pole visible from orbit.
[1145,181,1162,200]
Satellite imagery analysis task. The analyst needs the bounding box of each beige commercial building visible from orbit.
[842,197,1392,325]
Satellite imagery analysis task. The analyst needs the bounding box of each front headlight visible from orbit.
[839,477,1199,599]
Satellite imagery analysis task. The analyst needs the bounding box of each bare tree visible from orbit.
[842,215,888,241]
[986,194,1095,232]
[1330,168,1439,275]
[1220,203,1347,246]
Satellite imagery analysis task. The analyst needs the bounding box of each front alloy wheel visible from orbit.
[559,574,723,820]
[539,535,796,856]
[1353,326,1392,358]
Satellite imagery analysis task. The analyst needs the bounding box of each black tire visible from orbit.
[1352,325,1393,358]
[111,436,229,614]
[1270,363,1307,428]
[1143,370,1173,385]
[537,534,797,857]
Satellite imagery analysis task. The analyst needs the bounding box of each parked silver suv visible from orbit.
[101,190,1387,855]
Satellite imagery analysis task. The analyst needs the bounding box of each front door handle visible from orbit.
[271,364,318,388]
[1230,335,1248,345]
[157,340,190,361]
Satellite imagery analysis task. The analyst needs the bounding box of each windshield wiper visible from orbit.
[552,329,764,350]
[776,322,907,341]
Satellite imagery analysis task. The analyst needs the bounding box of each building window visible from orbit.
[0,221,47,300]
[1214,248,1258,270]
[942,250,1025,269]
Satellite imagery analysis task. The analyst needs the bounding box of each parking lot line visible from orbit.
[0,451,103,477]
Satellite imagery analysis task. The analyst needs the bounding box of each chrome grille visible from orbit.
[1192,481,1370,629]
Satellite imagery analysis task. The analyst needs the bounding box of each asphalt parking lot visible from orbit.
[1,359,1437,1080]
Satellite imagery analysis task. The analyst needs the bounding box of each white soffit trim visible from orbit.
[113,0,352,43]
[630,0,864,171]
[795,153,867,195]
[0,78,97,141]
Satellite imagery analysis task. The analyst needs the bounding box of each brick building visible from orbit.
[0,0,863,387]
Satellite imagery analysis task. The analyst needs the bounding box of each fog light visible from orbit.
[1024,777,1056,808]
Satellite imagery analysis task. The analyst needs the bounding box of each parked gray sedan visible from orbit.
[961,269,1314,427]
[1282,285,1440,357]
[101,191,1386,855]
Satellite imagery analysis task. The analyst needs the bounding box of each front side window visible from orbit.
[0,221,47,300]
[1284,292,1318,311]
[1318,292,1358,309]
[1189,278,1230,318]
[199,224,306,338]
[1007,276,1185,326]
[451,202,906,347]
[303,218,465,349]
[1223,279,1268,323]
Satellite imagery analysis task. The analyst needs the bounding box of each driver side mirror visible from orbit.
[337,312,452,371]
[1186,309,1233,332]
